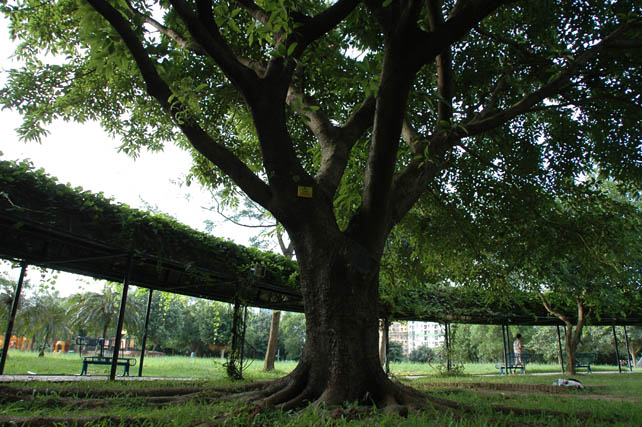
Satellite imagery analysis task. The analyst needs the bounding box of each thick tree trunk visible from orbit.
[565,340,576,375]
[263,311,281,371]
[253,232,431,410]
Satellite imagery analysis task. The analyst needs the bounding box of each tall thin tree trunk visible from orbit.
[264,311,281,371]
[263,228,294,371]
[379,320,387,365]
[38,330,50,357]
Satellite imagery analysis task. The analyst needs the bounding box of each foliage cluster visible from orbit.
[448,323,642,366]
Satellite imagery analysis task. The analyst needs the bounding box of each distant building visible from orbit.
[389,322,408,355]
[407,321,444,353]
[387,321,445,355]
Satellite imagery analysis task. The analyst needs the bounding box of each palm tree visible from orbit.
[67,284,143,346]
[20,291,71,356]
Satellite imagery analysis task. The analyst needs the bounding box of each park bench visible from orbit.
[76,337,136,376]
[574,352,594,373]
[496,353,531,374]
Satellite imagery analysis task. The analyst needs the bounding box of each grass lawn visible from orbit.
[2,350,623,378]
[1,351,640,425]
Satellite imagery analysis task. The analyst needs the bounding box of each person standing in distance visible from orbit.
[513,333,525,374]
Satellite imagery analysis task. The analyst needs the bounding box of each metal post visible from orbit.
[623,325,633,372]
[501,324,508,375]
[227,298,246,380]
[138,288,153,377]
[110,256,133,380]
[612,325,622,374]
[0,262,27,375]
[556,325,565,374]
[445,323,451,372]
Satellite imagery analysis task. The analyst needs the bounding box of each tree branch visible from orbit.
[286,87,376,197]
[202,201,276,229]
[297,0,362,48]
[350,0,508,243]
[168,0,258,94]
[401,119,423,155]
[461,25,630,136]
[426,0,454,126]
[86,0,273,210]
[411,0,511,71]
[276,227,295,259]
[538,291,570,325]
[235,0,271,25]
[127,2,206,54]
[318,96,376,196]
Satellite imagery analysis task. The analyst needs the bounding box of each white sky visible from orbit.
[0,17,257,296]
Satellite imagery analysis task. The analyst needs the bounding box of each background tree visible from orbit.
[2,0,641,410]
[525,186,642,374]
[0,273,31,334]
[626,326,642,367]
[194,299,233,356]
[243,309,273,360]
[387,341,405,363]
[279,312,306,361]
[204,191,294,371]
[408,345,435,363]
[20,290,70,356]
[143,291,185,353]
[67,284,143,343]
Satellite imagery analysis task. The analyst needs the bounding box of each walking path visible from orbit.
[0,374,200,382]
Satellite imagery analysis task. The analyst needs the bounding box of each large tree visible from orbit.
[2,0,641,411]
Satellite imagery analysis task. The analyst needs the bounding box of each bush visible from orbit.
[387,341,405,362]
[408,345,435,363]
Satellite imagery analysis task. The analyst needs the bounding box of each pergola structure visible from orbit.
[1,159,640,377]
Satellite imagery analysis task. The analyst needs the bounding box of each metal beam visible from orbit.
[624,325,633,372]
[612,325,622,374]
[0,262,27,375]
[138,288,154,377]
[444,322,451,372]
[501,324,508,375]
[110,256,133,380]
[556,325,565,374]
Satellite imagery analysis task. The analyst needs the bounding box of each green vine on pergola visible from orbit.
[0,158,300,309]
[1,158,641,326]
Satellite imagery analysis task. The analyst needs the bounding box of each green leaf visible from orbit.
[287,42,297,56]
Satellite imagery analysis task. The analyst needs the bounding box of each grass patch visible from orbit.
[2,351,297,381]
[3,351,627,379]
[1,352,640,425]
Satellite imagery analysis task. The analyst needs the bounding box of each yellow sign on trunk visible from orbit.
[297,186,313,198]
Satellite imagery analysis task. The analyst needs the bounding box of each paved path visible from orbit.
[0,374,200,382]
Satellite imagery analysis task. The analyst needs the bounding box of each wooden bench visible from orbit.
[574,352,594,373]
[496,353,531,374]
[76,336,136,376]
